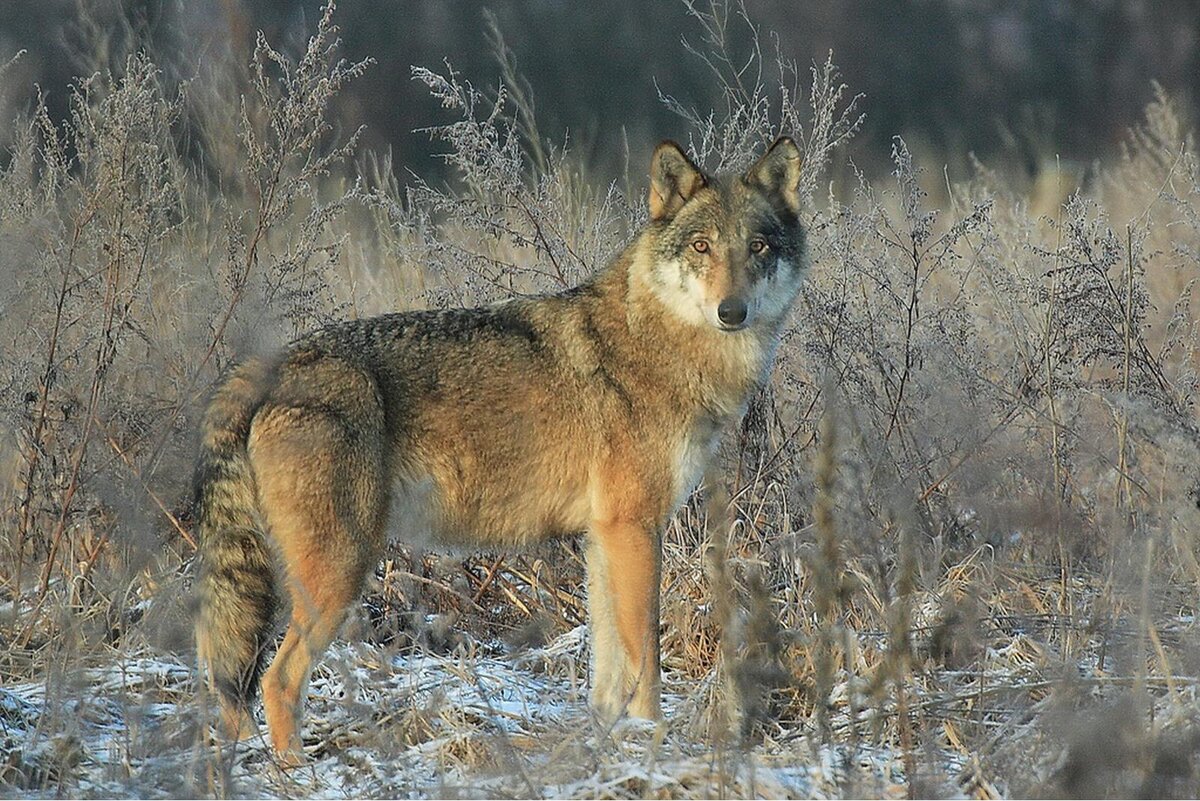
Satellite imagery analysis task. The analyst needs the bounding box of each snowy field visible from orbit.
[2,625,945,799]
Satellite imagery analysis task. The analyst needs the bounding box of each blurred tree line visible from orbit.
[0,0,1196,182]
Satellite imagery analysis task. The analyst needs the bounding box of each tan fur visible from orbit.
[194,137,809,762]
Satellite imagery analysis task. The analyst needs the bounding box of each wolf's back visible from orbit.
[193,358,278,715]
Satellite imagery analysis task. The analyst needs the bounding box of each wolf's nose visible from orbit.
[717,298,748,327]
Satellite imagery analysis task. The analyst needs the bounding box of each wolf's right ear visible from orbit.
[649,141,706,221]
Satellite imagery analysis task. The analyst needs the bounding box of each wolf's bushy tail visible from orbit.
[193,358,278,721]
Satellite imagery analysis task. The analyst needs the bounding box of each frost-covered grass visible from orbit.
[8,594,1200,798]
[1,628,932,798]
[3,1,1200,798]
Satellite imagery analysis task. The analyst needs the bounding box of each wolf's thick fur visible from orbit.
[194,138,808,761]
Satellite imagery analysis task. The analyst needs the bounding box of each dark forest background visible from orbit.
[1,0,1197,184]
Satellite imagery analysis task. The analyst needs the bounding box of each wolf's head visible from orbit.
[640,138,808,333]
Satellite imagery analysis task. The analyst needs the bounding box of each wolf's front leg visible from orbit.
[585,521,662,721]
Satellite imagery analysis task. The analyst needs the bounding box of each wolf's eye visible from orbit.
[692,239,710,254]
[749,238,768,254]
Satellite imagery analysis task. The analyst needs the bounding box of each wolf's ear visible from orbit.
[746,136,801,213]
[649,141,706,221]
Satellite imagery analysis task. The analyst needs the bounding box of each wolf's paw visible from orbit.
[272,746,307,769]
[609,715,660,737]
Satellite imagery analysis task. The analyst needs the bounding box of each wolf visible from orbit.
[194,136,809,762]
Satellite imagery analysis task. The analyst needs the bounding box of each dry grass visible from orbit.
[2,1,1200,798]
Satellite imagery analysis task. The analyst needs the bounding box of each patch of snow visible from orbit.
[1,627,942,798]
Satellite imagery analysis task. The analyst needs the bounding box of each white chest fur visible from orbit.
[671,418,722,511]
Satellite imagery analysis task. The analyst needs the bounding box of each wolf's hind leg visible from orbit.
[586,519,662,721]
[260,562,372,763]
[249,391,386,763]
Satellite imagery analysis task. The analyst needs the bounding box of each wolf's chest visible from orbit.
[669,417,722,511]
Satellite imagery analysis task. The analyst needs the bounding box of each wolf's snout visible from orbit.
[717,297,748,328]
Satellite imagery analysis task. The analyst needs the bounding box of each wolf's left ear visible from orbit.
[649,141,706,221]
[746,136,802,213]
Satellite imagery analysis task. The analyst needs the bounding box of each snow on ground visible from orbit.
[0,625,942,798]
